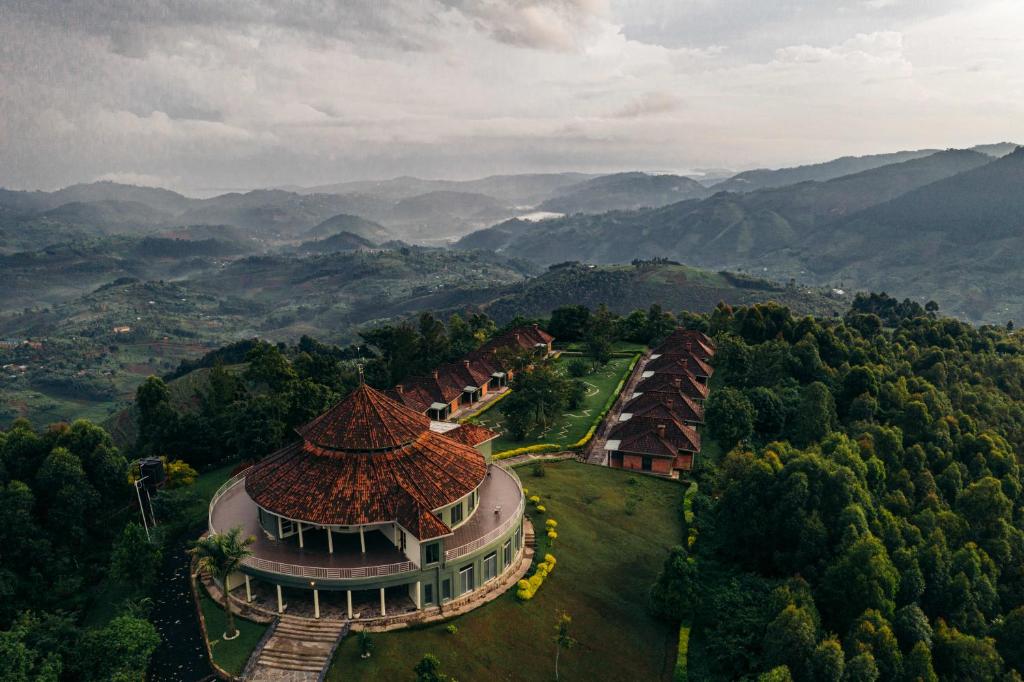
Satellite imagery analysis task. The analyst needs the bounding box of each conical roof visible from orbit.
[295,383,431,451]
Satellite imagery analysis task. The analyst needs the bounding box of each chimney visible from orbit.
[396,384,404,395]
[657,424,666,439]
[464,360,471,369]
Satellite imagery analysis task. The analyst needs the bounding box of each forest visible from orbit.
[651,294,1024,680]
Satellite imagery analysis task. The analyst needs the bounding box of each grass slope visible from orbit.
[328,461,684,682]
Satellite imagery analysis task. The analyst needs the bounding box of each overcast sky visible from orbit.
[1,0,1022,194]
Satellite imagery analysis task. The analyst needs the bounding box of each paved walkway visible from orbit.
[584,350,652,464]
[247,616,348,682]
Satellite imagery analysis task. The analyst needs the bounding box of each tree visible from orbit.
[811,636,845,682]
[762,604,817,681]
[413,653,452,682]
[189,526,254,639]
[584,305,615,368]
[554,612,577,681]
[789,382,837,447]
[75,614,159,682]
[111,523,163,594]
[845,610,902,681]
[758,666,794,682]
[820,534,899,631]
[163,459,198,488]
[705,387,755,450]
[648,546,698,621]
[548,305,591,342]
[932,620,1004,681]
[903,641,938,682]
[995,606,1024,673]
[844,652,880,682]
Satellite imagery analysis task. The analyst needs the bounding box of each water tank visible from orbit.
[139,457,165,489]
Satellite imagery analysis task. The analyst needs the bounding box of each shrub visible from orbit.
[445,624,458,635]
[359,631,374,659]
[532,463,546,477]
[516,554,558,600]
[545,518,558,529]
[567,359,590,377]
[529,495,541,504]
[548,530,558,540]
[537,505,547,513]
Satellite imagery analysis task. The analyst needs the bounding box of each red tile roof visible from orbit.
[615,430,678,459]
[444,422,499,447]
[479,324,554,355]
[297,384,430,450]
[647,351,713,378]
[655,329,715,360]
[246,384,487,539]
[611,413,701,453]
[624,390,704,425]
[636,368,709,400]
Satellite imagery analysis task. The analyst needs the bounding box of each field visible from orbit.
[327,461,685,682]
[471,354,636,453]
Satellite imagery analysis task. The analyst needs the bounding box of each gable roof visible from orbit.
[624,389,704,424]
[636,369,709,400]
[611,413,701,453]
[444,422,499,448]
[646,351,714,378]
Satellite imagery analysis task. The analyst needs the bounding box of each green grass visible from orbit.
[327,461,684,682]
[560,340,648,353]
[199,586,268,677]
[473,355,635,453]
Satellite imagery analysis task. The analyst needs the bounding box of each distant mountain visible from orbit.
[295,172,596,205]
[47,181,193,214]
[537,172,711,214]
[712,149,940,193]
[970,141,1020,158]
[460,148,992,268]
[304,213,393,242]
[295,231,375,253]
[40,199,172,231]
[391,190,509,222]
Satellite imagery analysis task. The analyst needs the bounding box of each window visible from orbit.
[425,543,440,565]
[642,456,653,471]
[450,501,464,526]
[484,552,497,581]
[514,524,522,549]
[442,578,452,601]
[398,528,407,551]
[424,584,434,605]
[459,564,475,594]
[469,490,477,511]
[279,518,296,537]
[503,540,512,567]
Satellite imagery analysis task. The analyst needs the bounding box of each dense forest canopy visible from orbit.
[653,294,1024,681]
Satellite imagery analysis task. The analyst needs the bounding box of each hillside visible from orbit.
[711,148,940,192]
[459,149,992,270]
[303,213,393,242]
[537,172,711,214]
[482,261,846,322]
[799,146,1024,321]
[294,231,375,253]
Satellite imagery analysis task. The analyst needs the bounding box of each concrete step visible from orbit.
[260,648,330,663]
[273,627,339,642]
[256,658,323,673]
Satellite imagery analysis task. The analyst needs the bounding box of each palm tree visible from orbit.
[191,526,255,640]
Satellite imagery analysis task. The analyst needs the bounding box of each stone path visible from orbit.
[584,350,651,465]
[247,616,348,682]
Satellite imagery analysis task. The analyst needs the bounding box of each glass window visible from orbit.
[514,525,522,549]
[503,540,512,567]
[280,518,296,537]
[425,543,440,565]
[424,584,434,605]
[484,552,497,581]
[450,501,464,526]
[442,578,451,601]
[459,565,475,594]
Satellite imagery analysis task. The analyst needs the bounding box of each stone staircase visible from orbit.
[248,615,348,681]
[525,526,537,550]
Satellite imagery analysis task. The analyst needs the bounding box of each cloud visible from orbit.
[0,0,1022,191]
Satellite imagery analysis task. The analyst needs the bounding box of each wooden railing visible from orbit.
[445,466,525,561]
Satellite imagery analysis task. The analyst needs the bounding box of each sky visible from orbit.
[1,0,1023,194]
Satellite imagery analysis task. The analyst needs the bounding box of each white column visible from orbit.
[297,522,304,549]
[276,584,285,613]
[327,527,334,554]
[359,526,366,553]
[244,575,252,603]
[346,590,353,619]
[415,581,422,609]
[313,589,320,619]
[277,515,283,538]
[380,587,386,616]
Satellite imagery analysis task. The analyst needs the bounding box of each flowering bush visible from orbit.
[516,553,558,601]
[547,530,558,541]
[536,505,547,513]
[529,495,541,504]
[545,519,558,529]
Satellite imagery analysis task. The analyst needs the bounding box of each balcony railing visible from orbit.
[445,466,525,561]
[208,467,250,535]
[242,556,417,580]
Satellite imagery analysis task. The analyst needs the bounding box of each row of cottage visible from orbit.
[386,323,555,421]
[605,328,716,478]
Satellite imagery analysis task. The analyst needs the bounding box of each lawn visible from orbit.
[199,586,269,677]
[471,354,637,454]
[327,461,685,682]
[560,340,649,354]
